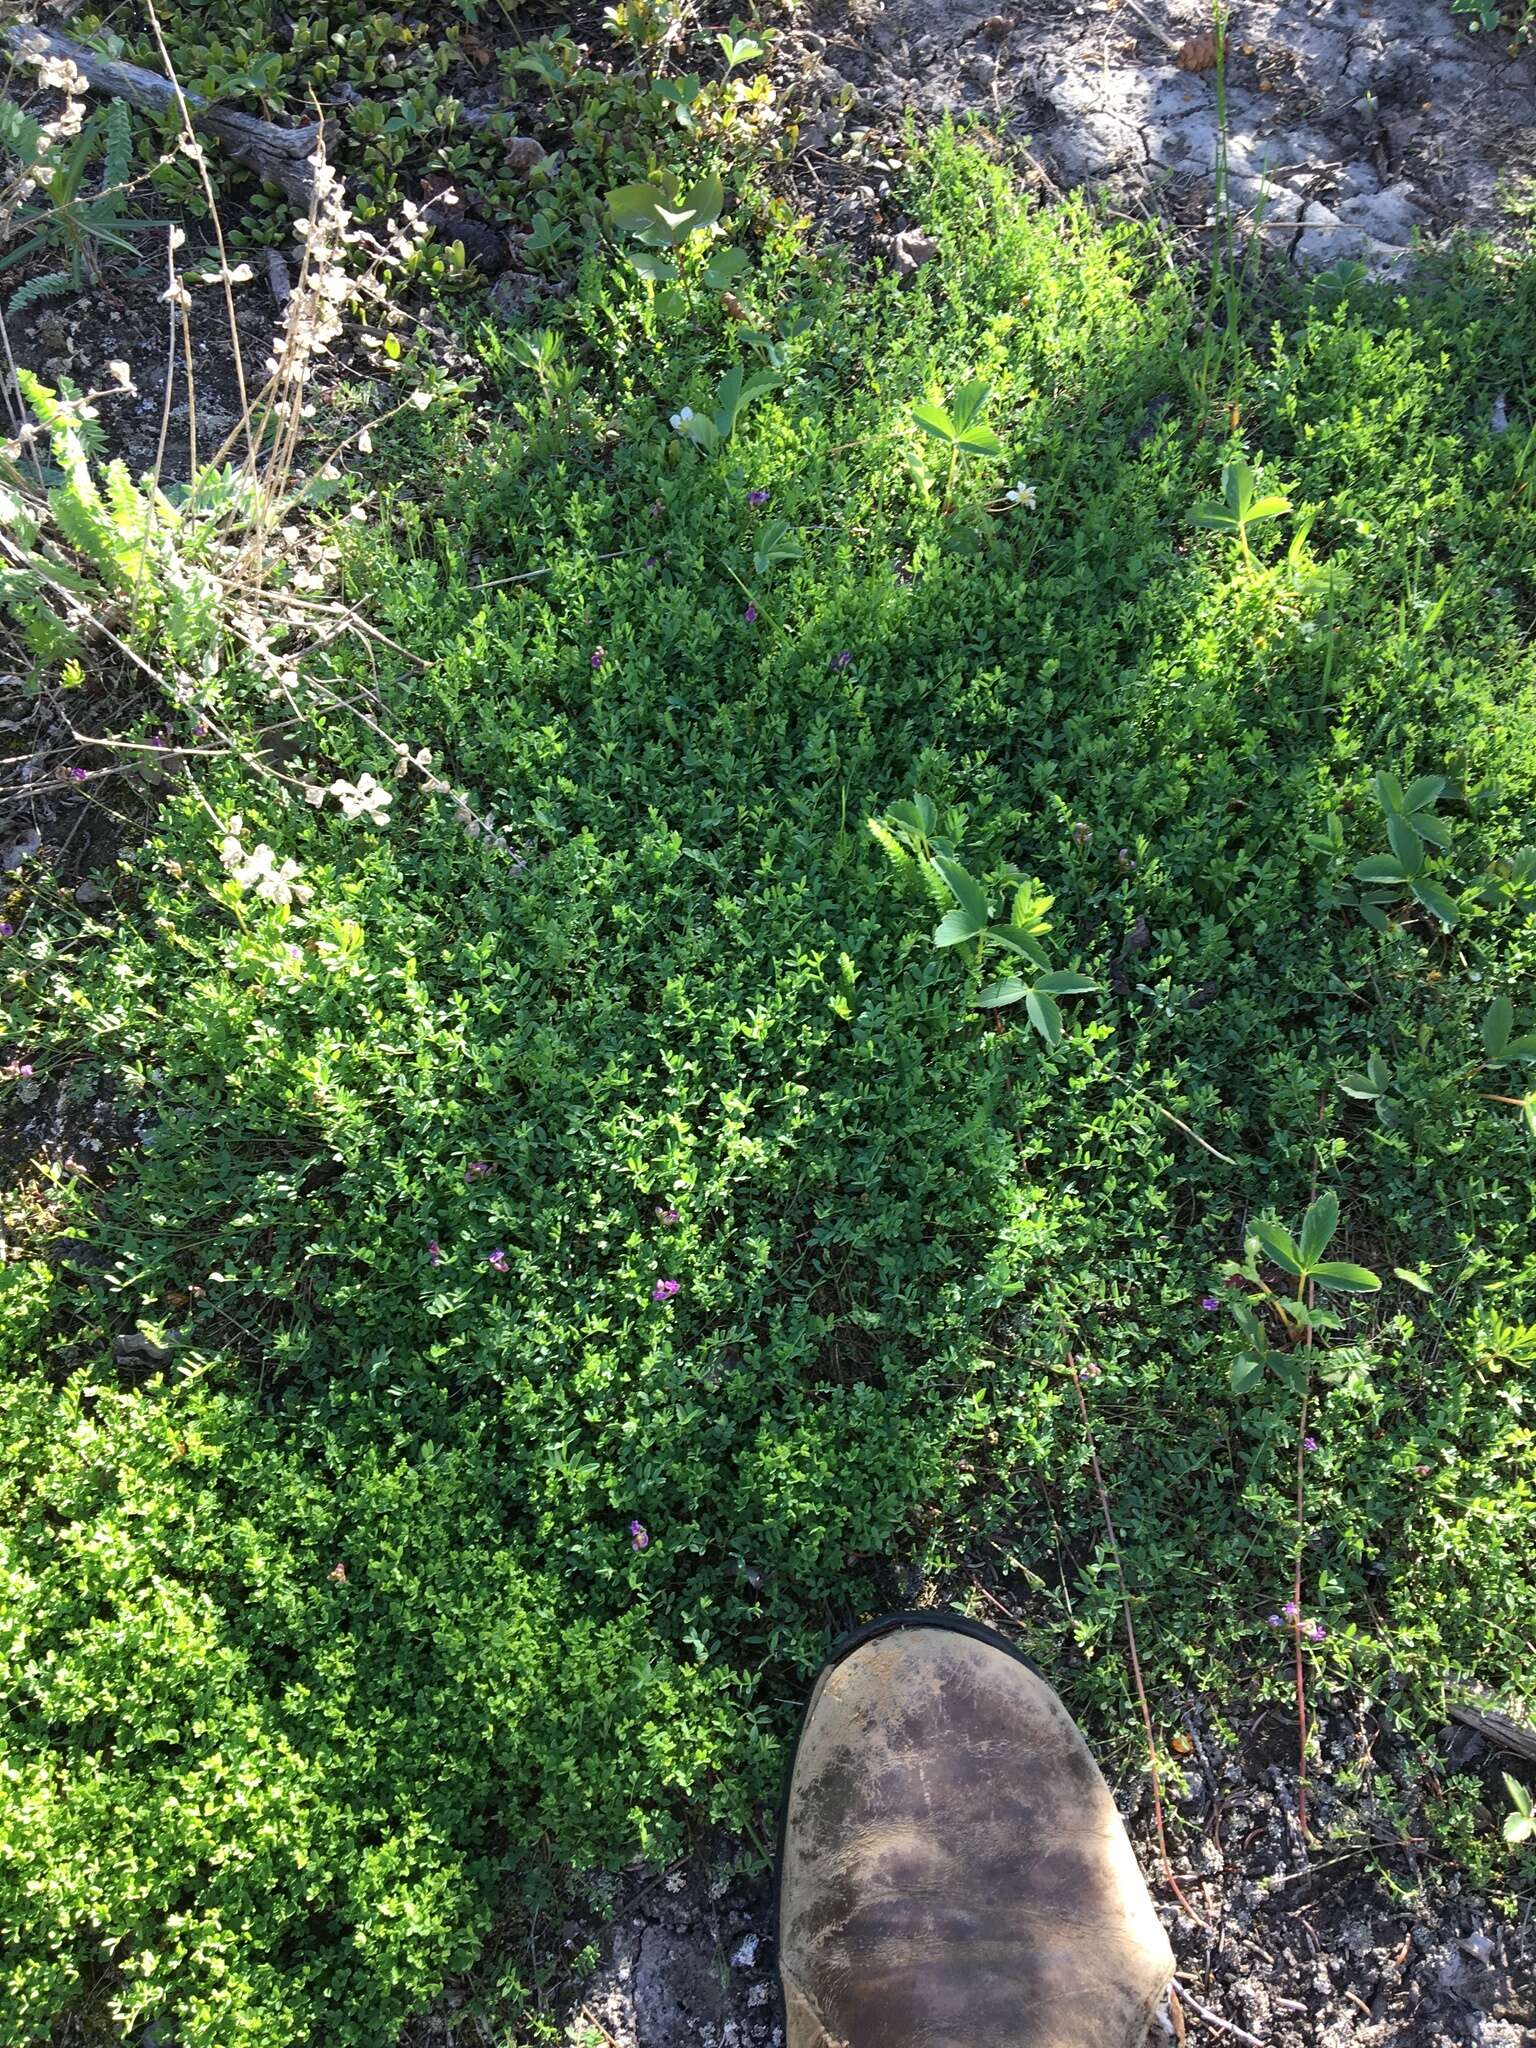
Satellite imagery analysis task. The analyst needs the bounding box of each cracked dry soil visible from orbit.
[796,0,1536,267]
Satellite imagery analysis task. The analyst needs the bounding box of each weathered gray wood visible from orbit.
[1448,1699,1536,1765]
[2,22,323,206]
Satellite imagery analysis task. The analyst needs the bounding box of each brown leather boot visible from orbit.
[777,1616,1173,2048]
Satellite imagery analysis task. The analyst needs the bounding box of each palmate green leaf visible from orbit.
[954,422,1002,456]
[1353,854,1407,884]
[974,975,1027,1008]
[1407,810,1453,850]
[1402,774,1447,812]
[988,925,1051,970]
[948,379,992,433]
[1410,874,1459,926]
[1189,498,1238,535]
[1221,459,1257,519]
[1385,809,1427,872]
[1483,995,1514,1059]
[910,400,957,445]
[1373,770,1405,814]
[1311,1260,1381,1294]
[1230,1355,1266,1394]
[1339,1069,1383,1100]
[1299,1189,1339,1267]
[1251,1218,1303,1277]
[932,854,988,928]
[1025,988,1063,1047]
[1033,969,1096,995]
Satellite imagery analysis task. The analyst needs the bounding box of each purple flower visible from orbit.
[1266,1613,1283,1627]
[1306,1621,1326,1642]
[651,1277,679,1302]
[465,1161,492,1181]
[488,1247,510,1273]
[629,1518,650,1551]
[67,766,88,783]
[1201,1294,1221,1312]
[590,647,606,670]
[1302,1435,1318,1453]
[747,489,769,507]
[1282,1600,1299,1620]
[832,650,852,670]
[655,1205,680,1225]
[426,1238,442,1267]
[0,921,12,937]
[17,1063,32,1077]
[192,720,210,739]
[743,604,758,624]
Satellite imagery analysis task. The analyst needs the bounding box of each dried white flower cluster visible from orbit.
[219,816,313,906]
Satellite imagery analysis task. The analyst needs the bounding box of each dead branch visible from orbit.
[1448,1699,1536,1766]
[2,22,322,205]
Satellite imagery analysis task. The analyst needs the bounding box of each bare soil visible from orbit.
[441,1689,1534,2048]
[791,0,1536,270]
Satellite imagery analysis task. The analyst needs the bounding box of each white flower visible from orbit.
[1005,482,1038,509]
[328,773,394,826]
[669,405,695,432]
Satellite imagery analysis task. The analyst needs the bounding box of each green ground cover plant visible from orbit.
[3,120,1536,2046]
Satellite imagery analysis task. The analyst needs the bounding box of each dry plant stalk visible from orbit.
[1067,1353,1210,1931]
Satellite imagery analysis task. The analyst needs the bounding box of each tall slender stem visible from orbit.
[1292,1273,1314,1839]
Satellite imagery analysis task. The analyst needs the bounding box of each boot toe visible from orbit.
[778,1622,1173,2048]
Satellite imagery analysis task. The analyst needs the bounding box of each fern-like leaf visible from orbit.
[8,270,74,319]
[101,100,132,200]
[0,92,45,166]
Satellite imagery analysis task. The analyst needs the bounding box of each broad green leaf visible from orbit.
[607,181,662,235]
[932,854,988,927]
[1245,492,1292,522]
[887,800,929,836]
[678,168,724,233]
[1385,810,1426,873]
[988,925,1051,970]
[1483,995,1514,1059]
[1502,1032,1536,1061]
[974,975,1027,1009]
[910,400,956,444]
[629,249,678,283]
[1394,1268,1433,1293]
[1366,1050,1391,1091]
[934,906,988,947]
[1190,500,1238,534]
[1373,771,1405,814]
[1251,1219,1303,1277]
[1033,969,1096,995]
[1338,1070,1382,1100]
[1402,774,1446,812]
[1311,1260,1381,1294]
[954,422,1002,456]
[1353,855,1407,883]
[1230,1355,1266,1394]
[1025,988,1063,1048]
[1408,810,1452,849]
[703,245,749,287]
[1409,874,1459,926]
[1221,460,1256,518]
[948,379,992,432]
[1299,1189,1339,1267]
